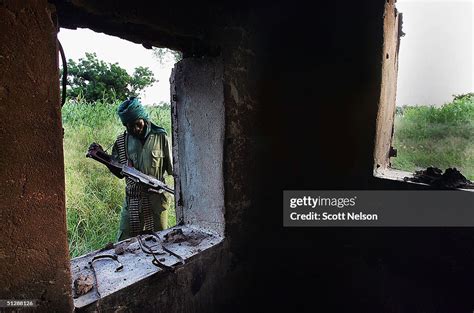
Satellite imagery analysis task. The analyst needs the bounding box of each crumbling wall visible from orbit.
[0,1,73,311]
[171,57,226,236]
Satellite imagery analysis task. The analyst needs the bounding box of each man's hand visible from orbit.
[88,142,104,152]
[87,142,123,178]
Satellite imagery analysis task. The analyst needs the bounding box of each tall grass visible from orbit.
[63,97,175,258]
[392,93,474,180]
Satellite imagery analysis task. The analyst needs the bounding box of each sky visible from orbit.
[57,28,176,105]
[396,0,474,106]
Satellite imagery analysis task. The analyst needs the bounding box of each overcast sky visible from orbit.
[58,28,176,105]
[396,0,473,106]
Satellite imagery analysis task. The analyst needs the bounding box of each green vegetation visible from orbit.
[62,53,156,102]
[392,93,474,180]
[63,98,175,258]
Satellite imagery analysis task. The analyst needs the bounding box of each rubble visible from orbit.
[404,167,474,189]
[73,274,94,297]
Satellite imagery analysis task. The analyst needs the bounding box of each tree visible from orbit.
[152,48,182,65]
[62,52,156,102]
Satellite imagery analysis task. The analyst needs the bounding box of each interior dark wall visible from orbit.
[246,2,474,312]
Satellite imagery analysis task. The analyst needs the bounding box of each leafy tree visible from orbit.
[62,52,156,102]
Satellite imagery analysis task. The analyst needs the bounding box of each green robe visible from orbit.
[112,121,173,241]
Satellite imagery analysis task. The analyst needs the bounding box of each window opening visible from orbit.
[57,25,225,308]
[374,0,473,188]
[59,28,181,258]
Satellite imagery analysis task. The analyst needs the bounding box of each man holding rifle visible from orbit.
[91,97,173,241]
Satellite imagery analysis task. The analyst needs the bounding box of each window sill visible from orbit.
[70,225,223,309]
[374,167,417,183]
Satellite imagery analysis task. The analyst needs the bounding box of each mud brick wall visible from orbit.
[0,1,73,311]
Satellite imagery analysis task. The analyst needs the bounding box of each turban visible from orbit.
[117,97,149,126]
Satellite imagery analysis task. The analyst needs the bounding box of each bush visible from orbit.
[392,94,474,180]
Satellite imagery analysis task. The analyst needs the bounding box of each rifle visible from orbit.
[86,143,175,195]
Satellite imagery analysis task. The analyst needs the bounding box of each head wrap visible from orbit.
[117,97,149,126]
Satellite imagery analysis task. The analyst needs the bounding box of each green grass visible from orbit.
[63,98,175,258]
[392,93,474,180]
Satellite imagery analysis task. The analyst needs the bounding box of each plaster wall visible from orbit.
[171,57,225,236]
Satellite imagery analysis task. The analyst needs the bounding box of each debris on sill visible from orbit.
[404,167,474,189]
[114,238,136,255]
[99,242,114,252]
[71,226,221,308]
[163,228,206,246]
[73,274,94,297]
